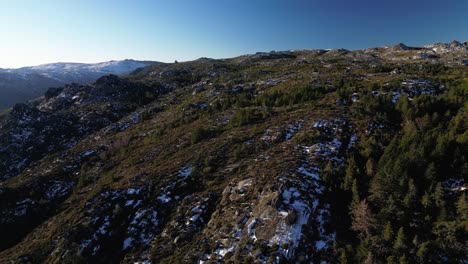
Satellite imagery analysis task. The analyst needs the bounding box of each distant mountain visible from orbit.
[0,59,160,109]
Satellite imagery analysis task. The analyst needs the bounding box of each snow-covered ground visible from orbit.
[273,118,352,261]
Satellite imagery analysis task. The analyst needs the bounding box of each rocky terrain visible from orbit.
[0,41,466,263]
[0,60,159,109]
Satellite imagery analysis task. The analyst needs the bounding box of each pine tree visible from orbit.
[365,158,376,177]
[403,178,417,208]
[387,255,396,264]
[363,252,374,264]
[432,182,445,208]
[456,193,467,220]
[393,227,406,251]
[339,249,348,264]
[356,237,372,263]
[350,178,360,212]
[421,191,432,209]
[351,199,374,237]
[399,255,408,264]
[396,95,410,120]
[437,205,447,221]
[343,159,357,191]
[383,222,394,242]
[424,163,437,181]
[416,241,430,262]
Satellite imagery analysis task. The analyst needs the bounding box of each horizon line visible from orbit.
[1,39,465,69]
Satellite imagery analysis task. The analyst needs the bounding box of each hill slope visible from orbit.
[0,42,467,263]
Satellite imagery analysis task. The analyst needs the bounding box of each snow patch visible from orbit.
[157,194,172,203]
[178,167,192,179]
[247,218,258,241]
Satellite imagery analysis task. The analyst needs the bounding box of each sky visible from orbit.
[0,0,467,68]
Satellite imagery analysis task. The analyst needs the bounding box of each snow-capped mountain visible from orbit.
[17,59,154,75]
[0,59,159,109]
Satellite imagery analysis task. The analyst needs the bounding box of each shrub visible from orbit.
[229,108,264,127]
[191,127,217,144]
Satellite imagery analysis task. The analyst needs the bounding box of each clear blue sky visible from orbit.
[0,0,467,68]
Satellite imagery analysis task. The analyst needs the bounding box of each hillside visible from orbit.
[0,60,160,109]
[0,41,467,263]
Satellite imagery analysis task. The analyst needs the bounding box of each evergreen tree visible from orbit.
[456,193,467,220]
[393,227,406,252]
[355,237,372,263]
[351,199,374,237]
[365,158,376,177]
[421,190,433,217]
[350,178,360,211]
[437,205,447,221]
[396,95,411,120]
[387,255,396,264]
[343,158,357,191]
[432,182,445,208]
[339,249,348,264]
[363,252,374,264]
[383,222,394,243]
[416,241,430,263]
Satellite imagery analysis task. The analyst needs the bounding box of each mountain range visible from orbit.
[0,59,159,109]
[0,41,466,263]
